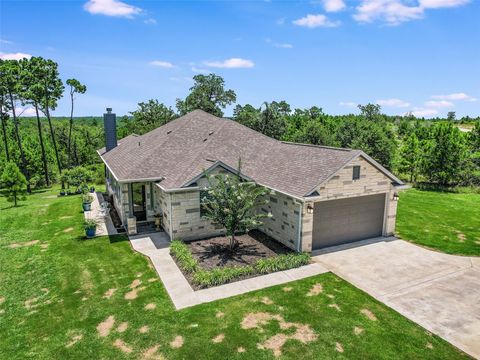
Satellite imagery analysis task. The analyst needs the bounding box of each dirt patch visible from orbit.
[242,312,317,358]
[8,240,40,249]
[360,308,377,321]
[329,304,341,311]
[97,315,115,337]
[282,287,292,292]
[354,326,364,335]
[237,347,246,353]
[142,344,164,360]
[145,303,156,310]
[103,288,117,299]
[335,342,344,353]
[63,227,74,233]
[216,311,225,318]
[0,296,5,304]
[24,296,40,310]
[261,297,273,305]
[139,325,149,333]
[148,278,158,283]
[307,283,323,296]
[170,335,184,349]
[457,233,466,242]
[40,243,49,250]
[116,322,128,333]
[125,279,146,300]
[426,342,433,349]
[113,339,133,353]
[60,215,73,219]
[66,333,83,348]
[186,230,291,270]
[212,334,225,343]
[81,297,88,301]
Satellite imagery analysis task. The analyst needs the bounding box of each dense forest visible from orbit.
[1,58,479,193]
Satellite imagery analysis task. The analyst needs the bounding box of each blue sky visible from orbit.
[1,0,479,118]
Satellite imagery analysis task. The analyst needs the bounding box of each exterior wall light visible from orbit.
[393,192,399,201]
[306,203,314,214]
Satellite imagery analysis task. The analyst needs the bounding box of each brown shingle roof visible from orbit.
[98,110,399,198]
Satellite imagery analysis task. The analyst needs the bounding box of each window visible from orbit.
[200,190,211,217]
[352,165,361,180]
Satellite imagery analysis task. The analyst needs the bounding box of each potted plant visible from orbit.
[89,186,95,193]
[82,193,94,211]
[84,218,98,238]
[59,189,66,196]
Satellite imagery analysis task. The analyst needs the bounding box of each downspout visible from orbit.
[296,202,303,252]
[169,192,173,240]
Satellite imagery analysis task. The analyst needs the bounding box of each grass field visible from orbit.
[0,187,468,359]
[397,189,480,256]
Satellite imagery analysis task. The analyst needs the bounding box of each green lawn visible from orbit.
[0,188,468,359]
[397,189,480,256]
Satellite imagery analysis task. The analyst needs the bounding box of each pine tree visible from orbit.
[1,162,27,206]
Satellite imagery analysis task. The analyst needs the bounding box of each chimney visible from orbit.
[104,107,117,152]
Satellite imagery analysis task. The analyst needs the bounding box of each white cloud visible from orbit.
[83,0,142,18]
[431,92,477,102]
[353,0,470,25]
[204,58,254,69]
[339,101,357,107]
[12,107,36,117]
[191,66,209,74]
[376,98,410,107]
[293,14,341,28]
[424,100,455,108]
[322,0,346,12]
[0,38,13,44]
[144,18,157,25]
[265,38,293,49]
[149,60,174,68]
[419,0,469,9]
[410,107,439,118]
[353,0,423,25]
[0,52,32,60]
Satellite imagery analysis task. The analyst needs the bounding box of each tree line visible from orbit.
[1,67,479,194]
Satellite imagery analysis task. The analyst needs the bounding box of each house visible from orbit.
[98,108,405,252]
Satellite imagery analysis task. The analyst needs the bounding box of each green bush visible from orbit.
[255,253,311,274]
[170,240,198,273]
[192,266,255,288]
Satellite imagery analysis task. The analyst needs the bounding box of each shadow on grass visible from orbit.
[0,203,26,211]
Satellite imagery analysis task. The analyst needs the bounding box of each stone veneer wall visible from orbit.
[257,192,301,251]
[301,156,398,252]
[154,185,172,237]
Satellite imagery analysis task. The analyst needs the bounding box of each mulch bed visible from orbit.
[186,229,292,270]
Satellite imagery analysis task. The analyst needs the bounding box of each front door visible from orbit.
[132,183,147,221]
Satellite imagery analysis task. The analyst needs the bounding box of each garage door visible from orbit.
[312,193,386,250]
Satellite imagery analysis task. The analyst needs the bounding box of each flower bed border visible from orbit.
[170,239,311,289]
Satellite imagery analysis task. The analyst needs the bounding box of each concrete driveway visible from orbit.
[313,237,480,359]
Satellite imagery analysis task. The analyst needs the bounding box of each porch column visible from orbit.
[127,183,137,235]
[128,183,134,217]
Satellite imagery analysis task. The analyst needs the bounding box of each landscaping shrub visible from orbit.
[170,240,198,273]
[192,266,255,288]
[255,253,311,274]
[170,239,311,288]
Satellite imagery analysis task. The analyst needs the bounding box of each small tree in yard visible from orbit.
[201,167,270,251]
[1,162,27,206]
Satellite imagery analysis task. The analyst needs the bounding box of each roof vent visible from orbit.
[209,131,214,136]
[167,130,172,134]
[203,138,208,142]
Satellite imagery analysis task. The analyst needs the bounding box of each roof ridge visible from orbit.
[167,114,231,186]
[281,141,353,152]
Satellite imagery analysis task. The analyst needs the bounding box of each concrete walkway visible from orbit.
[313,237,480,359]
[84,192,117,237]
[130,235,329,310]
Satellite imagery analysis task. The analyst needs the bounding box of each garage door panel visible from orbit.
[312,194,386,250]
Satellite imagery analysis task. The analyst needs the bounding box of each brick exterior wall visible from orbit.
[301,155,398,252]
